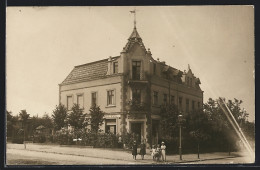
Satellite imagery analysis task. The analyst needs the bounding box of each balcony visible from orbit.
[126,100,147,112]
[131,71,146,80]
[128,72,148,88]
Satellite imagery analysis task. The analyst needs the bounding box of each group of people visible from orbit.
[151,142,166,162]
[132,141,166,162]
[132,140,146,160]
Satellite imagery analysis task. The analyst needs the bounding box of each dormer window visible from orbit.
[113,62,118,74]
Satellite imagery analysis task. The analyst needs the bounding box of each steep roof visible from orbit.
[128,27,141,39]
[124,27,146,52]
[61,56,119,85]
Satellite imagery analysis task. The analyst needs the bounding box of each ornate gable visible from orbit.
[123,27,146,53]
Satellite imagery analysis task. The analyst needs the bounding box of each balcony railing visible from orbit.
[126,100,146,112]
[131,72,146,81]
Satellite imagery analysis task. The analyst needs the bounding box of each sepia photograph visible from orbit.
[6,6,255,166]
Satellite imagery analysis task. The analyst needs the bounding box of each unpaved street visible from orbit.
[5,143,253,166]
[6,148,147,165]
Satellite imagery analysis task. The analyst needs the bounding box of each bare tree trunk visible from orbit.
[197,142,200,159]
[228,143,231,156]
[23,123,26,149]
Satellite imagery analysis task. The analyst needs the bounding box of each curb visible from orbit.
[171,156,237,164]
[8,147,238,164]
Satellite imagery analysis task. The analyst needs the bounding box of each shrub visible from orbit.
[81,132,119,148]
[12,137,24,144]
[121,132,135,149]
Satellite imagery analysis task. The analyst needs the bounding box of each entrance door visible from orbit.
[131,122,142,144]
[152,120,159,145]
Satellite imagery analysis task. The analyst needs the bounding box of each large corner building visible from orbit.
[59,25,203,146]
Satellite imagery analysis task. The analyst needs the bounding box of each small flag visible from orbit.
[130,10,135,13]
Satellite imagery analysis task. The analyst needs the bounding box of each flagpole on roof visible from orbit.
[130,7,137,28]
[134,7,136,28]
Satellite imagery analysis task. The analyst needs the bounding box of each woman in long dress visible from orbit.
[140,141,146,160]
[132,141,137,160]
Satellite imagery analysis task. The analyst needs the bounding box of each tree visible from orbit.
[160,104,180,139]
[7,110,13,122]
[226,98,249,125]
[42,113,53,128]
[6,110,14,138]
[19,110,30,124]
[67,104,87,130]
[89,104,105,133]
[19,110,30,144]
[186,109,210,158]
[203,98,252,153]
[52,104,67,131]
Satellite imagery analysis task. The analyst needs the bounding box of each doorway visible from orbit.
[131,122,142,144]
[152,120,159,145]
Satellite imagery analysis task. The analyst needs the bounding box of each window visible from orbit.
[179,97,182,111]
[153,91,158,105]
[77,95,83,109]
[153,63,156,75]
[187,77,189,85]
[171,95,175,105]
[192,100,195,111]
[132,89,141,104]
[190,78,192,86]
[132,61,141,80]
[91,92,97,107]
[113,62,118,74]
[198,102,200,109]
[186,99,190,112]
[105,119,116,134]
[67,96,73,110]
[163,94,168,105]
[107,90,115,105]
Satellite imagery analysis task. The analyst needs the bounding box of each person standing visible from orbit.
[132,141,137,160]
[161,141,166,162]
[151,145,156,161]
[140,141,146,160]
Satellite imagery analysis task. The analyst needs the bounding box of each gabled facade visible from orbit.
[59,26,203,146]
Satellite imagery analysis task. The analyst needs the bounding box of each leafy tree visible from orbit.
[19,110,30,142]
[52,104,67,130]
[186,109,210,158]
[7,110,13,122]
[67,104,87,130]
[89,104,105,133]
[203,98,253,152]
[19,110,30,124]
[160,104,180,139]
[6,110,14,138]
[42,113,53,128]
[226,98,249,125]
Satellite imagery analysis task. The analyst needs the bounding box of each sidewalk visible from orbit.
[6,143,239,164]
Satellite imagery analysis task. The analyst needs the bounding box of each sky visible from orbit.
[6,6,255,121]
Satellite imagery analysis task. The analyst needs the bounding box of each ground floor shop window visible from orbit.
[106,125,116,134]
[105,119,116,134]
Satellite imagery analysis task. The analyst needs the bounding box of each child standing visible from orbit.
[155,144,161,162]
